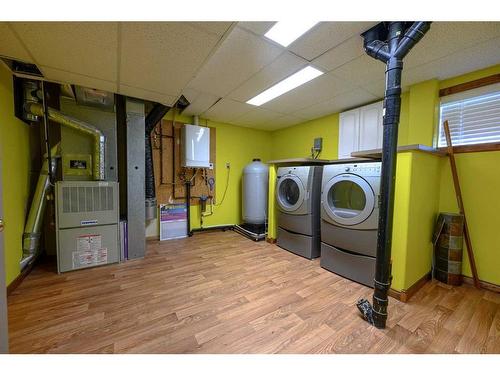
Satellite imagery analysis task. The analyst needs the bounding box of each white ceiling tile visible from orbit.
[228,51,308,102]
[11,22,118,81]
[362,79,386,98]
[40,66,117,93]
[187,27,283,97]
[237,22,275,36]
[405,22,500,69]
[288,22,377,61]
[120,22,223,97]
[403,36,500,86]
[261,71,357,113]
[187,22,233,36]
[292,89,378,119]
[331,54,385,86]
[269,114,305,130]
[312,36,365,72]
[118,84,177,105]
[232,107,282,126]
[182,89,220,116]
[0,23,33,63]
[203,98,253,122]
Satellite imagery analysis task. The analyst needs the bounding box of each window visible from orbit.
[438,84,500,147]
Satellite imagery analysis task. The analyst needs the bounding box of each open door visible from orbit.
[0,159,8,353]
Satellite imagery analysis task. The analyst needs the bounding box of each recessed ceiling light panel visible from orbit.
[246,66,324,106]
[264,21,319,47]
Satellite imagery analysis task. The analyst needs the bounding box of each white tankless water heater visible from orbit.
[181,124,211,168]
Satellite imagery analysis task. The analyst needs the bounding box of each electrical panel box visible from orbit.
[55,180,120,273]
[181,124,210,168]
[313,137,323,152]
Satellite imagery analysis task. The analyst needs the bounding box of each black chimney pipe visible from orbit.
[145,103,170,220]
[357,21,431,329]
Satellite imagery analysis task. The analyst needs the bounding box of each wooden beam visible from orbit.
[443,120,481,289]
[439,74,500,97]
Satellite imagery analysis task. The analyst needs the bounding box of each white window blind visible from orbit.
[438,84,500,147]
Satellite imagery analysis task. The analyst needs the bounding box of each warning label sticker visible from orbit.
[73,234,107,268]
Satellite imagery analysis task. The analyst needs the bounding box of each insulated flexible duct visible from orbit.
[20,102,107,270]
[25,102,106,180]
[144,103,170,221]
[20,143,60,270]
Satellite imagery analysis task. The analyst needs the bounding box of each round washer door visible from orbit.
[322,174,375,226]
[276,174,305,213]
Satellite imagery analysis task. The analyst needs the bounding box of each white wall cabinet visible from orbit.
[338,101,383,159]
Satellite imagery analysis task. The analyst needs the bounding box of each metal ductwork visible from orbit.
[145,103,170,221]
[357,21,431,329]
[20,102,108,270]
[25,102,106,181]
[20,143,60,270]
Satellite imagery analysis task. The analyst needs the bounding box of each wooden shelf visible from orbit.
[267,157,374,165]
[351,144,446,159]
[267,158,333,165]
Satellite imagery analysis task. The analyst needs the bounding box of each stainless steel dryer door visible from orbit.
[322,174,375,226]
[276,174,306,213]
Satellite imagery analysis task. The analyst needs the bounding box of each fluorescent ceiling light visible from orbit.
[246,66,324,106]
[264,21,319,47]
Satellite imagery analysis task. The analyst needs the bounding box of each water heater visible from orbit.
[181,124,210,168]
[242,159,269,225]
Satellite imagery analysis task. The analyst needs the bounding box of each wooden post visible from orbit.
[443,120,481,289]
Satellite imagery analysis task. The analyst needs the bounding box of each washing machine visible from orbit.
[320,161,381,286]
[276,166,323,259]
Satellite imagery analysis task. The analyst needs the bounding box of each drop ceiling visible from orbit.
[1,21,499,130]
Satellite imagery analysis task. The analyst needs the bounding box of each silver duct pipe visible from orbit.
[193,115,200,126]
[20,143,60,270]
[25,102,106,180]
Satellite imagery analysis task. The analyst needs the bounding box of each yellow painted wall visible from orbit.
[267,165,277,239]
[271,113,339,160]
[436,64,500,286]
[407,80,439,146]
[146,110,273,237]
[0,63,32,286]
[390,153,412,291]
[189,120,272,230]
[438,152,500,285]
[403,151,441,288]
[268,63,500,290]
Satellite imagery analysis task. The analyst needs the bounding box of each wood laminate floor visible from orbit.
[7,231,500,354]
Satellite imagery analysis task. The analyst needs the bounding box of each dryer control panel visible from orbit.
[328,162,381,177]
